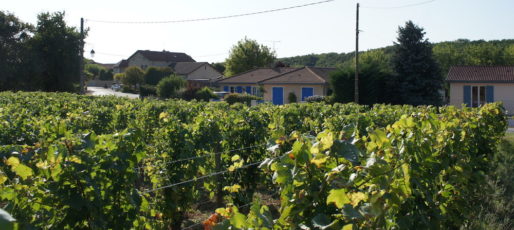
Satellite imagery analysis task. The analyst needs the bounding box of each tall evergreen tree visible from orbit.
[392,21,442,105]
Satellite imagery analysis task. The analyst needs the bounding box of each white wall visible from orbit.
[187,64,223,81]
[450,82,514,115]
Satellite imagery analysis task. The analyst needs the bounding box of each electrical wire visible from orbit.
[86,0,335,24]
[361,0,435,9]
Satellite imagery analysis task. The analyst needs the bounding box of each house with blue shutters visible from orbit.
[447,66,514,114]
[217,67,336,105]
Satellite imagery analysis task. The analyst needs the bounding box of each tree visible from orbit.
[122,66,144,89]
[144,66,173,85]
[85,64,105,80]
[211,62,226,74]
[156,75,186,99]
[224,37,276,77]
[392,21,442,105]
[0,11,32,91]
[28,12,83,92]
[330,50,397,105]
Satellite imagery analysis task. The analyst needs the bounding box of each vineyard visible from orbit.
[0,92,507,229]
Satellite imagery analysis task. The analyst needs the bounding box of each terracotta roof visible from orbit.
[447,66,514,82]
[260,67,336,84]
[129,50,195,63]
[171,62,207,75]
[217,67,298,84]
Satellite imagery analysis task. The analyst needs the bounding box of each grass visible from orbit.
[464,132,514,229]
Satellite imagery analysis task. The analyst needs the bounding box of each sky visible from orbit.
[4,0,514,64]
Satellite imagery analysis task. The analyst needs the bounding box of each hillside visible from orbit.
[279,39,514,75]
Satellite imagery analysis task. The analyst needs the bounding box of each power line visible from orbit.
[86,0,335,24]
[361,0,435,9]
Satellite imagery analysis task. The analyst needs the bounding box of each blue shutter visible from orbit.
[246,86,252,94]
[272,87,284,105]
[301,88,314,101]
[223,86,229,92]
[463,85,471,107]
[486,86,494,103]
[236,86,243,93]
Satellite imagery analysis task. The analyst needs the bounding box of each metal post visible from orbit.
[355,3,360,104]
[80,18,85,94]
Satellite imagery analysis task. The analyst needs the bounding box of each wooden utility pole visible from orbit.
[354,3,360,103]
[79,18,85,94]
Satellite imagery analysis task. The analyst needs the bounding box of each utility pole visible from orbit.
[79,18,85,94]
[354,3,360,104]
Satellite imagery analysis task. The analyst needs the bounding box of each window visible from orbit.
[141,65,148,69]
[471,86,486,107]
[230,86,235,93]
[252,87,257,96]
[464,85,494,108]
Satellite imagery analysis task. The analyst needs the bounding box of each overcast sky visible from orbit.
[4,0,514,64]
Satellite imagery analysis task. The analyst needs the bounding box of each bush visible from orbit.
[305,95,325,103]
[224,93,263,105]
[288,92,297,103]
[122,85,137,94]
[156,76,186,99]
[144,67,173,85]
[195,87,218,101]
[122,67,144,89]
[140,84,157,97]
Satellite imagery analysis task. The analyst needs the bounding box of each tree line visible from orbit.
[0,11,82,92]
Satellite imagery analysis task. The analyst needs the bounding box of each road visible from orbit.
[86,87,139,99]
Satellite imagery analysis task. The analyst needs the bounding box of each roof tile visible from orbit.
[447,66,514,82]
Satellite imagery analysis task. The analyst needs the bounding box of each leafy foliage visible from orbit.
[392,21,442,105]
[156,75,186,99]
[224,37,276,77]
[0,92,507,229]
[144,66,173,85]
[121,66,144,89]
[0,11,82,92]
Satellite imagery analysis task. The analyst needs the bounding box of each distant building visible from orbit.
[447,66,514,114]
[112,50,223,87]
[217,67,336,105]
[170,62,224,88]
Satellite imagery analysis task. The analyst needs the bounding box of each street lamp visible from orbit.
[90,49,95,59]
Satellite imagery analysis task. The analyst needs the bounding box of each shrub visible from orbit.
[288,92,297,103]
[195,87,218,101]
[122,85,137,94]
[144,67,173,85]
[140,84,157,97]
[224,93,263,105]
[305,95,325,103]
[156,75,186,99]
[121,67,144,89]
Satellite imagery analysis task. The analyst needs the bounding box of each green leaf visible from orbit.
[327,189,350,209]
[0,188,16,200]
[14,164,33,180]
[230,212,247,228]
[312,214,332,229]
[333,140,359,164]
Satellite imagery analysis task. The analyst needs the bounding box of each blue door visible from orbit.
[302,87,314,101]
[272,87,284,105]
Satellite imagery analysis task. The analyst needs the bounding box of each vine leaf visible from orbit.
[327,189,349,209]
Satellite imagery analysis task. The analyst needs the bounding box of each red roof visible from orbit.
[447,66,514,82]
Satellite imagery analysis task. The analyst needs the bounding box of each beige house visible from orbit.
[447,66,514,114]
[170,62,224,87]
[217,67,335,105]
